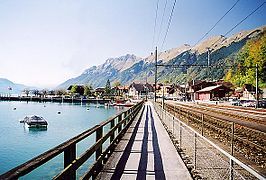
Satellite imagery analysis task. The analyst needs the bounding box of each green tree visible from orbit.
[105,79,111,95]
[113,81,121,87]
[70,85,78,94]
[83,84,93,96]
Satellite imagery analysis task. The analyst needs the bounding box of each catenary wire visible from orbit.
[160,0,178,51]
[152,0,160,50]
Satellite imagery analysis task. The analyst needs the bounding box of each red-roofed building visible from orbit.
[196,85,232,101]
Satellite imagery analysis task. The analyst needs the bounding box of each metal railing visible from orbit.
[153,101,265,180]
[0,101,144,180]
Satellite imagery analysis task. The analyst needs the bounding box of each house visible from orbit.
[112,86,129,96]
[157,84,171,97]
[157,84,184,100]
[196,85,231,101]
[94,87,105,97]
[187,80,216,101]
[67,85,85,95]
[128,82,154,99]
[170,84,186,100]
[242,84,262,100]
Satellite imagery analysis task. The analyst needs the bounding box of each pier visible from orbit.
[96,102,192,179]
[0,100,264,179]
[0,96,110,104]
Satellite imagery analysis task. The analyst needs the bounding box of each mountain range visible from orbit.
[58,25,266,89]
[0,78,30,94]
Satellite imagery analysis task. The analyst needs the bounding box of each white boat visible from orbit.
[21,115,48,128]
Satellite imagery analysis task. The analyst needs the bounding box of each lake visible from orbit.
[0,101,123,178]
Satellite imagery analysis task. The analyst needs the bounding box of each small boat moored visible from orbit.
[20,115,48,128]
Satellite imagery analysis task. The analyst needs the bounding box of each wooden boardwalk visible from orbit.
[97,102,192,180]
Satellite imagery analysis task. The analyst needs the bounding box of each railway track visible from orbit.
[175,102,266,126]
[195,103,266,120]
[163,101,266,175]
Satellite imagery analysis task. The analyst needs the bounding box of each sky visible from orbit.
[0,0,265,88]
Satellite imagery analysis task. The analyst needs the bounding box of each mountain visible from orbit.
[58,25,266,89]
[58,54,142,88]
[0,78,30,94]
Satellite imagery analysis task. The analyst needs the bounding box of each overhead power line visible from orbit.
[193,0,241,47]
[161,0,178,51]
[152,0,160,50]
[156,0,168,46]
[210,1,266,49]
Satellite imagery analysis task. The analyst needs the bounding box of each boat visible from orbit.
[21,115,48,128]
[112,100,135,107]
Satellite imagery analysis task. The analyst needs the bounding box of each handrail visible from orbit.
[0,101,144,179]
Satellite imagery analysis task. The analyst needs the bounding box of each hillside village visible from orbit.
[1,79,263,108]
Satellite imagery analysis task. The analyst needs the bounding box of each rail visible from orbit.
[153,101,265,180]
[0,101,144,179]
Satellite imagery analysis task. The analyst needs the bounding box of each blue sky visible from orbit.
[0,0,265,88]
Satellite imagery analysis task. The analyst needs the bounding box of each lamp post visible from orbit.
[155,47,158,102]
[255,64,258,108]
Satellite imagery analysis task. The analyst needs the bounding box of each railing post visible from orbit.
[229,122,235,180]
[93,125,103,180]
[96,126,103,162]
[164,109,166,124]
[187,110,189,125]
[174,105,176,117]
[118,114,122,132]
[123,111,127,127]
[172,117,175,135]
[201,114,204,136]
[194,133,197,170]
[91,126,103,179]
[64,144,76,179]
[110,119,115,143]
[179,121,182,148]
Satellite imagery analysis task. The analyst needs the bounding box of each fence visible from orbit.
[153,101,264,180]
[0,101,144,180]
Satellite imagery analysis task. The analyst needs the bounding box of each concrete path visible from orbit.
[97,102,192,180]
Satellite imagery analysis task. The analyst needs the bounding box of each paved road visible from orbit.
[97,102,192,180]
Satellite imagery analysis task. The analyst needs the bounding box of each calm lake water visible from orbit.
[0,101,123,178]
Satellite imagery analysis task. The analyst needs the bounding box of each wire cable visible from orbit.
[193,0,241,47]
[152,0,160,50]
[161,0,178,51]
[210,1,266,49]
[156,0,168,46]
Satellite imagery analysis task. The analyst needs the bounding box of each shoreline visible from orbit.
[0,96,111,104]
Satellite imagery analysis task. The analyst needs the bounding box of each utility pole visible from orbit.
[255,64,258,108]
[207,48,211,81]
[192,79,195,102]
[207,48,210,67]
[162,84,165,109]
[155,47,158,102]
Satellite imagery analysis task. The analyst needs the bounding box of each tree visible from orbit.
[113,81,121,96]
[113,81,121,88]
[55,89,66,96]
[105,79,111,95]
[70,85,78,94]
[224,33,266,88]
[83,84,93,96]
[24,89,30,97]
[32,89,39,97]
[41,89,48,98]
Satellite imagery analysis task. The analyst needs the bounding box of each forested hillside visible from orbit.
[225,33,266,88]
